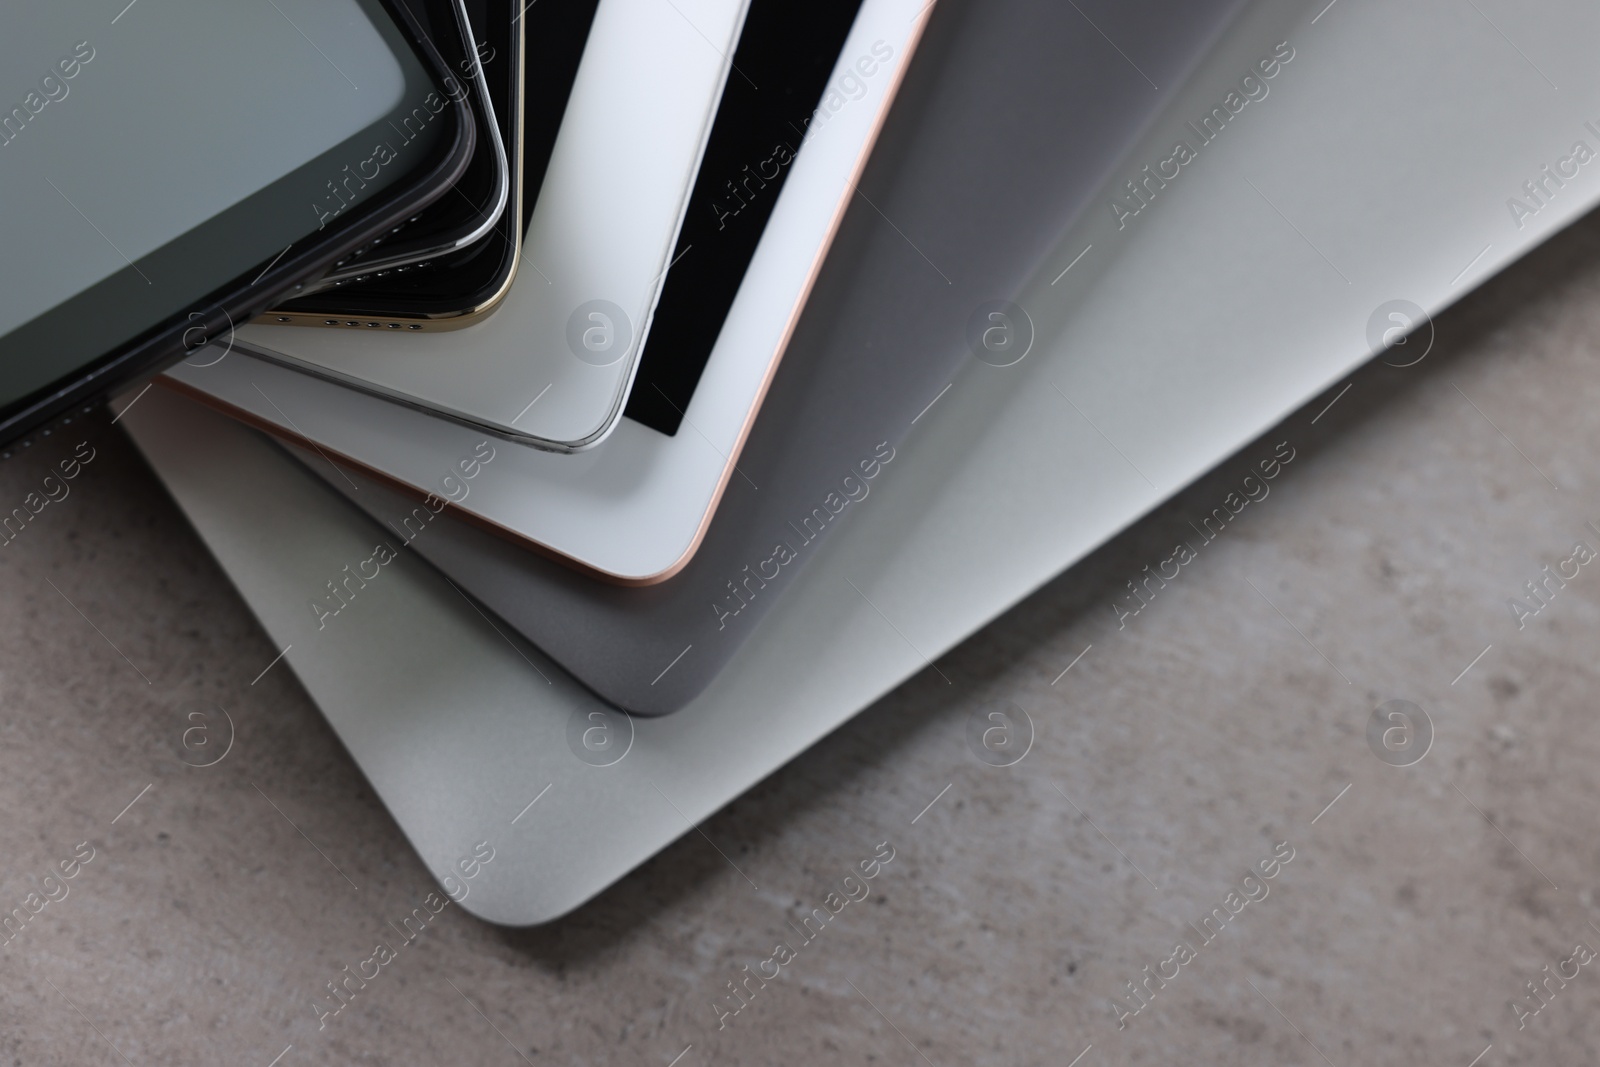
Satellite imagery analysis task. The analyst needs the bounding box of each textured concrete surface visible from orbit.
[5,215,1600,1065]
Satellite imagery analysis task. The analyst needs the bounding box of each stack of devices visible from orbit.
[4,0,938,714]
[170,0,941,715]
[13,0,1600,922]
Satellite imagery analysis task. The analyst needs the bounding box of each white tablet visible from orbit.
[163,0,931,581]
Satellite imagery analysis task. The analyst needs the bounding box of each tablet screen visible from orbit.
[624,0,867,436]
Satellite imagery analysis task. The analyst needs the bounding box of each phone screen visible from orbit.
[0,0,451,409]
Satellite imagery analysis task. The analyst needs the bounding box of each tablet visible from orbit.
[0,0,474,446]
[161,0,932,579]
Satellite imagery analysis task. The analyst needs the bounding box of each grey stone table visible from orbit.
[4,213,1600,1066]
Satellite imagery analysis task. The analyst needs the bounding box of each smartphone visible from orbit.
[263,0,524,331]
[262,0,602,331]
[289,0,513,295]
[0,0,474,447]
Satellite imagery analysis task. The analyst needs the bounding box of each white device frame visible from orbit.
[163,0,932,581]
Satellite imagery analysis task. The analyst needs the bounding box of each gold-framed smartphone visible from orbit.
[261,0,546,331]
